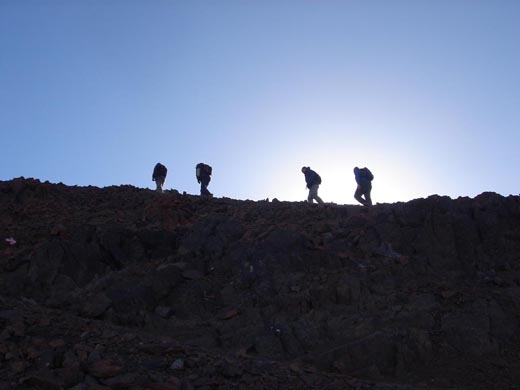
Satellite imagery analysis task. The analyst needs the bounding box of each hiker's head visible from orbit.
[301,167,308,174]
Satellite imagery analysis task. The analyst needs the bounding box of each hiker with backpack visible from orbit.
[353,166,373,206]
[301,166,324,205]
[196,163,213,197]
[152,163,168,193]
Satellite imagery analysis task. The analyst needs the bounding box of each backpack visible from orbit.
[154,163,167,178]
[196,163,212,178]
[361,168,373,181]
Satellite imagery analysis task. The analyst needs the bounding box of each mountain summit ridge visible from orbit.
[1,178,520,389]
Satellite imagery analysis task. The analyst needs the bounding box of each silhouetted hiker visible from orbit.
[354,166,373,206]
[152,163,167,193]
[301,166,324,205]
[196,163,213,197]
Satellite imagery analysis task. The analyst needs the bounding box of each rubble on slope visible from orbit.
[1,178,520,389]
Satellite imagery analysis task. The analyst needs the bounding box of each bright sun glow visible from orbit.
[261,113,438,204]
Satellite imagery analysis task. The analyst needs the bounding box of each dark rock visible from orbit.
[81,293,112,318]
[53,365,84,388]
[101,373,138,388]
[88,359,123,379]
[36,349,58,369]
[182,270,204,280]
[220,360,243,378]
[88,351,103,364]
[218,308,238,320]
[145,384,180,390]
[252,334,284,358]
[11,361,26,374]
[0,310,19,320]
[169,358,184,370]
[18,370,61,389]
[2,179,520,390]
[155,306,173,318]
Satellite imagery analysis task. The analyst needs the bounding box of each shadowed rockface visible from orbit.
[1,178,520,390]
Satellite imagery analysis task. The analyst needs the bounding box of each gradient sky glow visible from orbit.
[1,1,519,204]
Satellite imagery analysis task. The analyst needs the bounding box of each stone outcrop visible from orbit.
[1,177,520,389]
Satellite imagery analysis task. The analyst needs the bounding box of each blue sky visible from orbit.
[1,1,519,203]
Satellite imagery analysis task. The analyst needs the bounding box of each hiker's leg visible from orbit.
[201,177,211,196]
[364,187,372,206]
[314,185,324,205]
[156,177,165,193]
[308,184,318,203]
[204,177,211,193]
[308,184,323,204]
[354,186,365,205]
[307,188,314,203]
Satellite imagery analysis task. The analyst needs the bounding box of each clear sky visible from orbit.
[1,1,519,204]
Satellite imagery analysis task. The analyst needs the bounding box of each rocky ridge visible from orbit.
[1,178,520,389]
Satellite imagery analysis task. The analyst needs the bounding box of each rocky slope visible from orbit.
[1,178,520,390]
